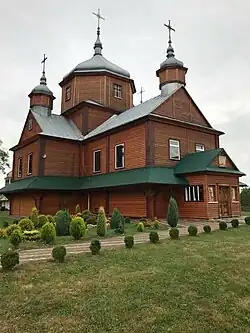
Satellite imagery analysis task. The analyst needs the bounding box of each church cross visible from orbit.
[92,8,105,34]
[41,54,47,75]
[138,86,145,104]
[164,20,175,43]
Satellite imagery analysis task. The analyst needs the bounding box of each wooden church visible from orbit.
[0,12,245,219]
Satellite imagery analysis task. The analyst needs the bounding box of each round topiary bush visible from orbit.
[10,229,23,248]
[137,222,144,232]
[124,217,131,224]
[231,219,239,228]
[1,251,19,270]
[6,224,21,237]
[245,216,250,225]
[124,235,134,249]
[38,215,49,228]
[70,217,86,240]
[19,218,34,232]
[40,222,56,244]
[90,239,101,255]
[52,246,66,263]
[169,227,179,240]
[219,221,227,231]
[149,231,159,244]
[188,225,198,236]
[55,210,71,236]
[153,219,160,230]
[203,225,211,233]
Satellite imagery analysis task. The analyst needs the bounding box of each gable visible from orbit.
[19,111,42,144]
[153,87,211,128]
[210,150,237,169]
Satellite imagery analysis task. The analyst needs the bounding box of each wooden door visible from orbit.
[218,186,230,217]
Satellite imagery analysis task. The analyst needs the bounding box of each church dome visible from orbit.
[160,44,184,69]
[29,73,53,97]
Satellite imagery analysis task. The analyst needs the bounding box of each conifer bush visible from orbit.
[70,216,86,240]
[219,221,227,230]
[169,227,179,239]
[38,215,49,228]
[96,206,107,237]
[41,222,56,244]
[124,217,131,224]
[52,246,66,263]
[23,230,41,241]
[75,204,81,214]
[30,207,39,228]
[203,225,211,233]
[55,210,71,236]
[90,239,101,255]
[245,216,250,225]
[167,197,179,228]
[188,225,198,236]
[19,218,34,232]
[231,219,239,228]
[6,224,20,237]
[149,231,159,244]
[153,219,160,229]
[110,208,121,229]
[124,235,134,249]
[1,251,19,270]
[137,222,144,232]
[9,229,23,248]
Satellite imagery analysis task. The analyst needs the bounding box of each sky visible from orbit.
[0,0,249,187]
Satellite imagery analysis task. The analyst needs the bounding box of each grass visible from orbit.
[0,211,15,228]
[1,227,250,332]
[242,211,250,216]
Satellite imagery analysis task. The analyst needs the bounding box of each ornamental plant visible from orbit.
[153,219,160,230]
[75,204,81,214]
[6,224,21,237]
[219,221,227,231]
[124,217,131,224]
[70,216,86,240]
[169,227,179,240]
[38,215,49,228]
[10,229,23,248]
[137,222,144,232]
[167,197,179,228]
[55,210,71,236]
[0,228,6,239]
[231,219,239,228]
[149,231,159,244]
[96,206,107,237]
[41,222,56,244]
[90,239,101,255]
[203,225,211,233]
[124,235,134,249]
[23,230,41,241]
[1,251,19,270]
[110,208,122,229]
[3,220,9,228]
[30,207,39,228]
[245,216,250,225]
[52,246,66,263]
[188,225,198,236]
[47,215,55,226]
[19,218,34,232]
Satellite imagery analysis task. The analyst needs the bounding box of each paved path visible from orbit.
[18,222,222,264]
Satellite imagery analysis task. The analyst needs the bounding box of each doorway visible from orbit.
[218,186,231,217]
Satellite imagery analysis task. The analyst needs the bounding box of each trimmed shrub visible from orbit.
[110,208,121,229]
[47,215,55,225]
[90,239,101,255]
[96,206,107,237]
[75,204,81,214]
[31,207,39,228]
[0,228,6,239]
[19,218,34,232]
[124,235,134,249]
[1,251,19,270]
[82,210,91,222]
[245,216,250,225]
[38,215,49,228]
[231,219,239,228]
[219,221,227,231]
[137,222,144,232]
[203,225,211,233]
[52,246,66,263]
[167,197,179,228]
[153,219,160,230]
[3,220,9,228]
[6,224,21,237]
[23,230,41,241]
[140,218,151,228]
[41,222,56,244]
[55,210,71,236]
[88,213,97,225]
[124,217,131,224]
[169,227,179,240]
[149,231,159,244]
[70,217,86,240]
[12,219,19,225]
[10,229,23,248]
[188,225,198,236]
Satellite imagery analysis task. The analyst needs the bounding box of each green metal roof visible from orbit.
[0,167,188,194]
[174,148,245,176]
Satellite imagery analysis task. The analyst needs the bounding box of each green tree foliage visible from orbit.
[70,217,86,240]
[167,197,179,228]
[96,206,107,237]
[55,210,71,236]
[110,208,121,229]
[0,139,9,174]
[240,188,250,211]
[41,222,56,244]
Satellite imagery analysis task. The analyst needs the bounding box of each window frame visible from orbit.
[27,153,33,176]
[115,143,125,169]
[219,155,226,168]
[93,150,101,174]
[184,185,204,202]
[231,186,239,202]
[208,185,217,203]
[17,157,23,178]
[169,139,180,161]
[195,143,205,152]
[28,119,33,131]
[113,84,123,99]
[65,86,71,101]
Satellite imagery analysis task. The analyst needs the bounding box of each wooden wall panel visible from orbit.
[109,191,147,217]
[10,195,35,217]
[19,113,41,143]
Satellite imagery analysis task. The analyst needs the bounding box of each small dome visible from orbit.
[160,56,184,69]
[67,54,130,79]
[29,74,53,97]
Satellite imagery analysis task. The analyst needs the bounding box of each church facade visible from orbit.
[0,15,245,219]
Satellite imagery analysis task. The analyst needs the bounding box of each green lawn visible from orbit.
[242,211,250,216]
[0,211,15,228]
[1,227,250,332]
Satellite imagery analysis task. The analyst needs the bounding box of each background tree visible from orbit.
[0,139,9,174]
[240,188,250,211]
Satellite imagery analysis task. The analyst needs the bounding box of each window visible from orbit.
[17,158,23,178]
[28,119,33,131]
[232,187,238,201]
[93,150,101,173]
[65,86,71,101]
[27,153,33,175]
[115,144,125,169]
[169,139,180,160]
[219,155,226,167]
[196,143,205,152]
[185,185,204,202]
[114,84,122,99]
[208,185,216,202]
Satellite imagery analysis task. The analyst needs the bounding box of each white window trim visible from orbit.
[93,150,101,173]
[115,144,125,169]
[27,153,33,175]
[185,185,203,202]
[196,143,205,152]
[17,158,22,178]
[114,84,122,99]
[169,139,180,160]
[65,86,71,101]
[28,119,33,131]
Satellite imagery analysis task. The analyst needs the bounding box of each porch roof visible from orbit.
[0,167,188,194]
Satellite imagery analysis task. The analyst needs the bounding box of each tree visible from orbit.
[167,197,179,228]
[0,139,9,174]
[240,188,250,211]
